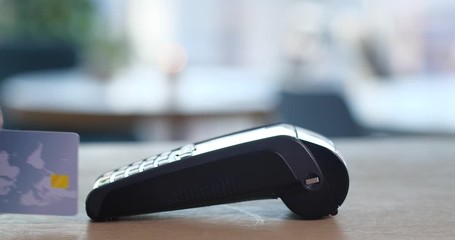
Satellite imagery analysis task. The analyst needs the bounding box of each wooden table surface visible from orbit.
[1,137,455,239]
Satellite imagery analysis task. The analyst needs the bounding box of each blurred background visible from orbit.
[1,0,455,142]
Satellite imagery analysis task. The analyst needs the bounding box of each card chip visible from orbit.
[50,174,69,189]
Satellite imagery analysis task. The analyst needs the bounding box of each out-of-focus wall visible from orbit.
[2,0,455,141]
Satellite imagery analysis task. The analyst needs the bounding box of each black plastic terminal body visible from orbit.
[86,125,349,221]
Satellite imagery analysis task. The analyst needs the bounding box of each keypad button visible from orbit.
[124,161,141,177]
[94,173,112,188]
[154,154,170,167]
[110,170,126,182]
[140,156,157,171]
[93,146,197,189]
[180,144,196,152]
[140,161,153,171]
[159,151,172,158]
[175,144,196,160]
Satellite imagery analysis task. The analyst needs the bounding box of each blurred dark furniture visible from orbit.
[0,41,78,81]
[0,40,78,130]
[278,90,368,137]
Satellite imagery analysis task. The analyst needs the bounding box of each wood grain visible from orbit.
[1,138,455,239]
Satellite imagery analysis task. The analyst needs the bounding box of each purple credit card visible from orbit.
[0,130,79,216]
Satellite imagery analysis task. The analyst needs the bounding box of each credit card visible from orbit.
[0,130,79,216]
